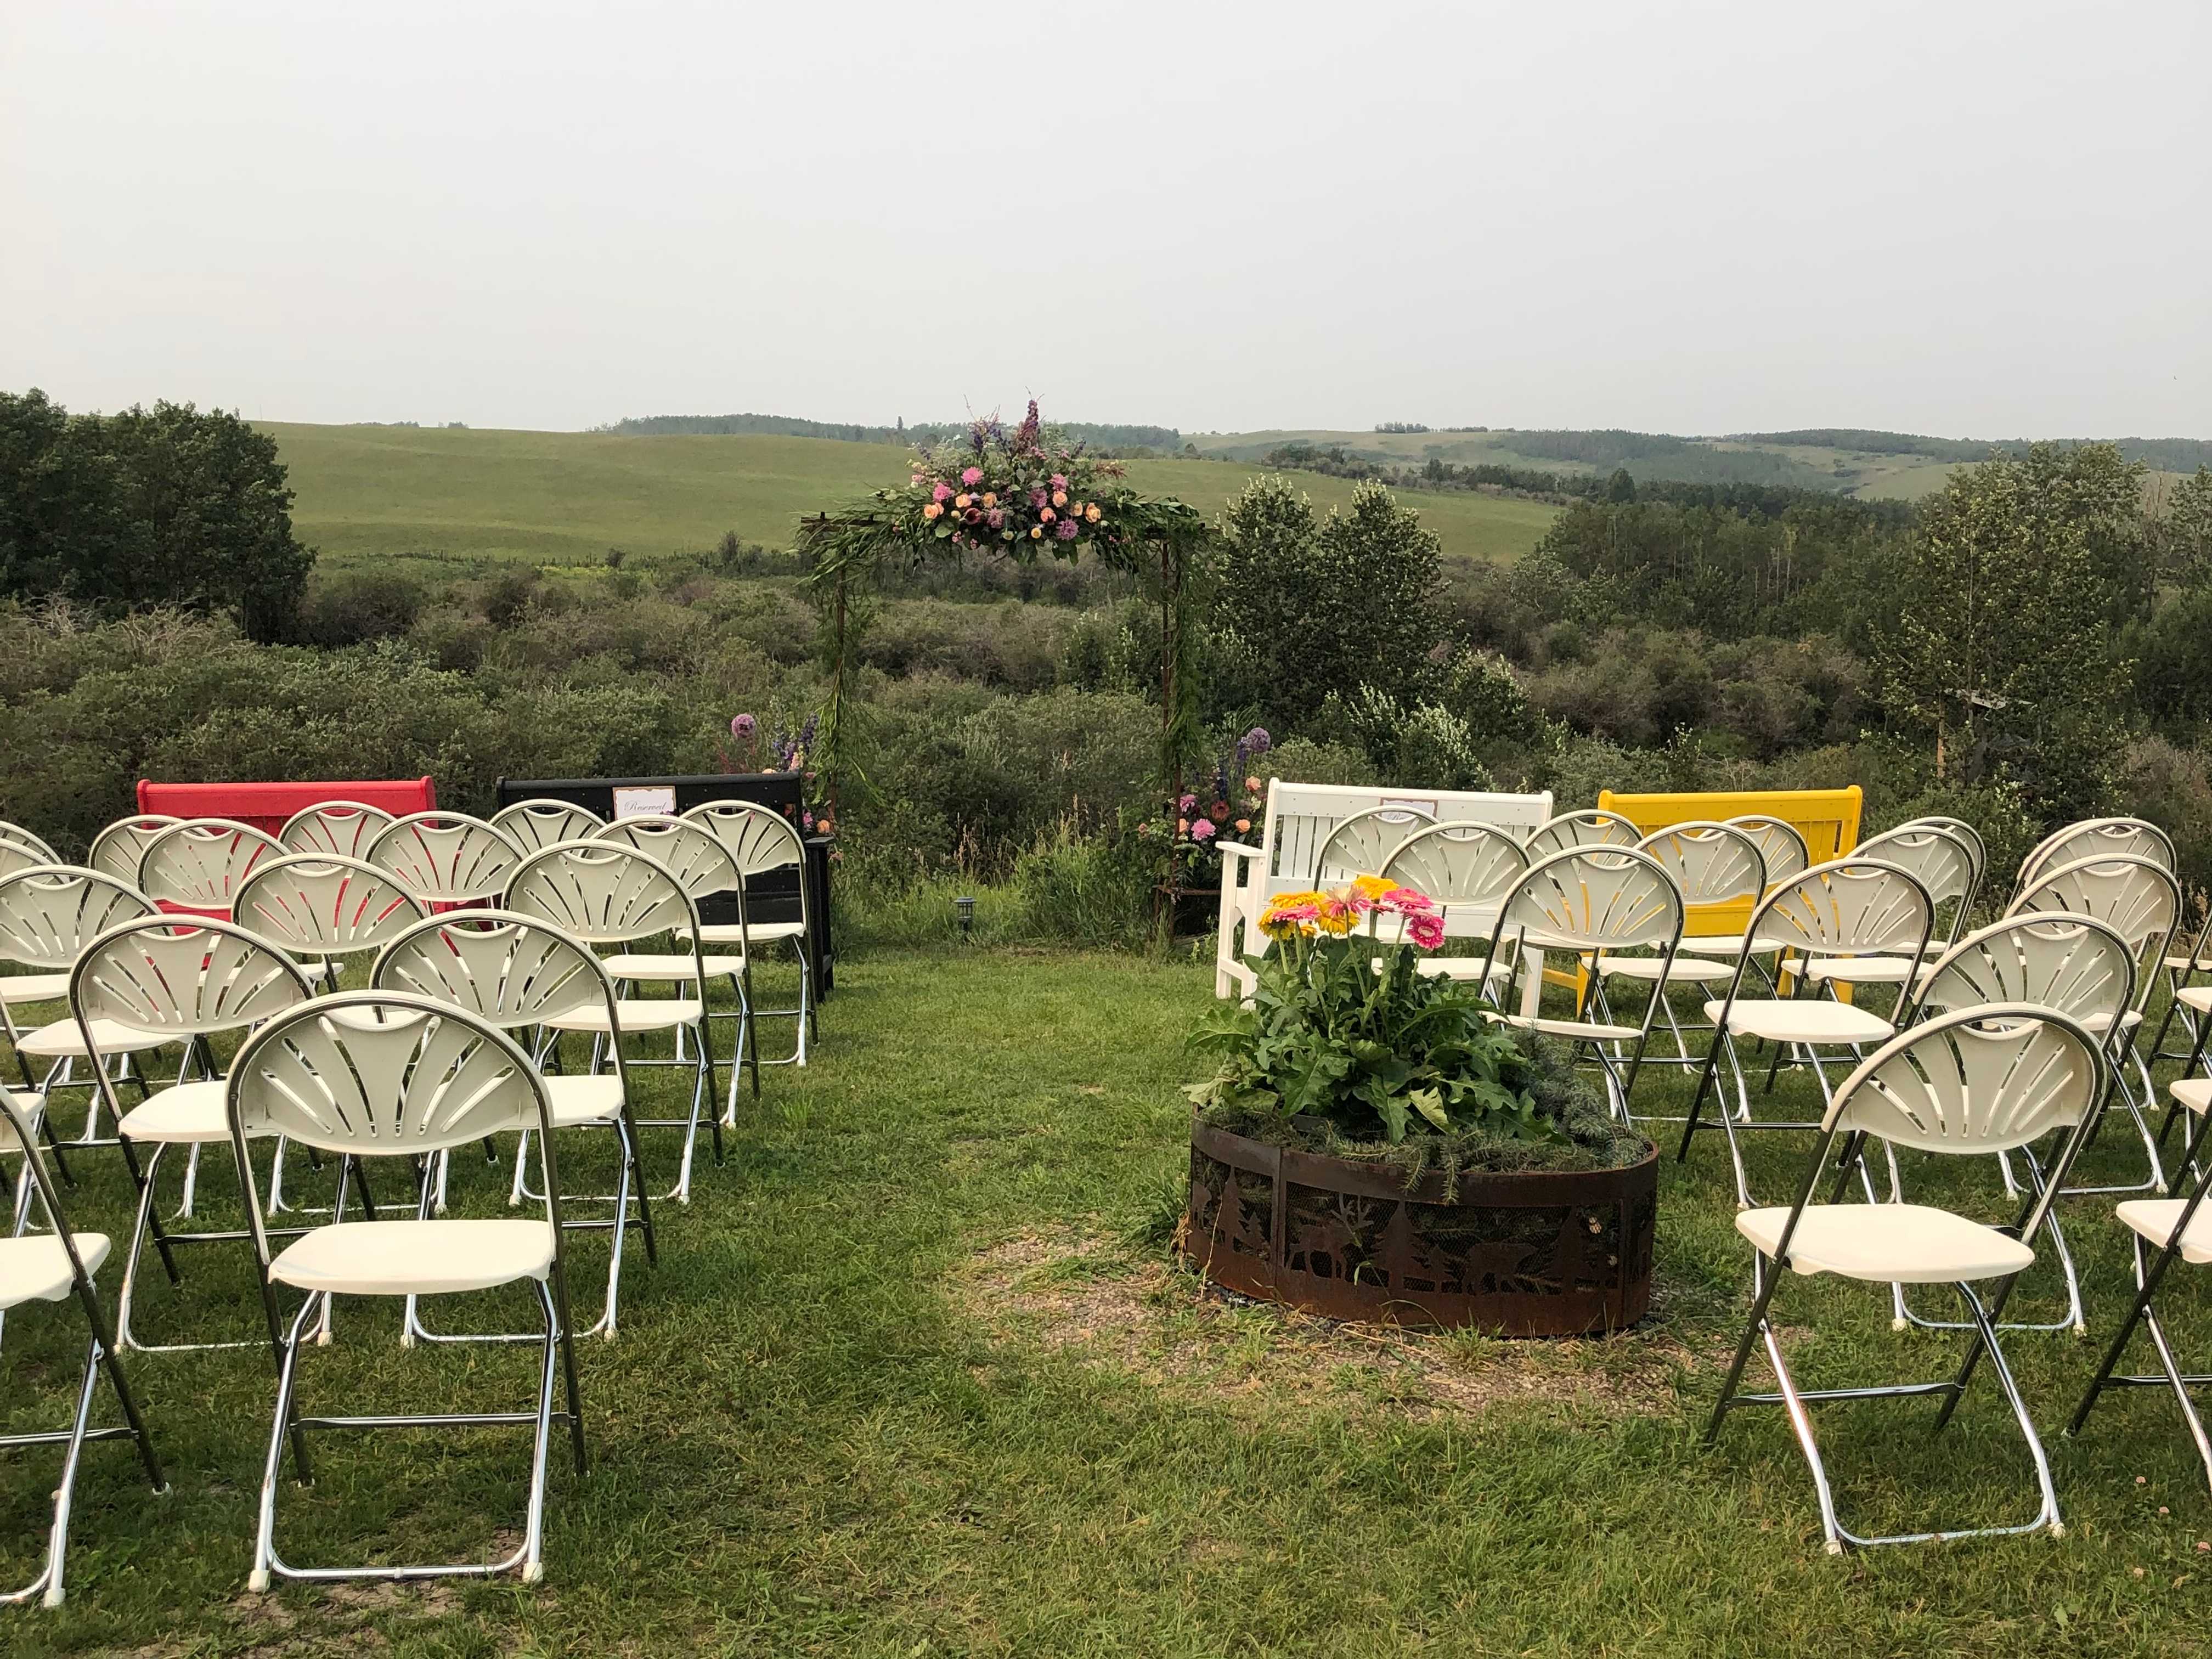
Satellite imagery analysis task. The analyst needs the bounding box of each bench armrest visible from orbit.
[1214,840,1263,861]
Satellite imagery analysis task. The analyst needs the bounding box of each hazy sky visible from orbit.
[5,1,2207,438]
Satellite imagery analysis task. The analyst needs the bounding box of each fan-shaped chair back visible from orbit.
[1380,822,1527,907]
[1522,809,1641,862]
[2019,817,2174,893]
[1725,815,1811,889]
[1495,845,1684,952]
[88,814,180,885]
[491,798,608,854]
[0,866,156,969]
[1747,859,1934,958]
[70,916,313,1037]
[372,910,619,1032]
[591,815,741,902]
[0,836,59,880]
[138,819,286,912]
[367,812,522,905]
[278,800,395,860]
[1913,915,2136,1035]
[2006,854,2178,1013]
[504,841,700,948]
[0,821,58,860]
[234,854,429,959]
[1827,1003,2106,1156]
[1897,815,1987,892]
[1635,821,1766,908]
[1305,804,1436,885]
[228,992,550,1158]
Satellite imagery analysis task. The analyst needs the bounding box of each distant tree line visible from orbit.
[0,389,312,641]
[596,411,1183,452]
[1737,430,2212,471]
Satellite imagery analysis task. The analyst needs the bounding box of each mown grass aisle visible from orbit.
[5,950,2210,1656]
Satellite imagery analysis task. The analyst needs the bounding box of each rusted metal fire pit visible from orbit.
[1184,1121,1657,1335]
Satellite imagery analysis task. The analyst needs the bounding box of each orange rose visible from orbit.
[1030,526,1043,539]
[981,492,996,507]
[1051,490,1068,508]
[922,502,943,520]
[1040,507,1056,523]
[1244,775,1261,792]
[955,493,972,509]
[1084,503,1101,523]
[1234,817,1251,833]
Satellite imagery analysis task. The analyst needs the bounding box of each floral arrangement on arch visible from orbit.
[888,401,1126,554]
[1133,727,1272,888]
[718,711,835,837]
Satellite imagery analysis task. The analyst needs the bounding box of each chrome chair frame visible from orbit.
[505,841,723,1201]
[1706,1005,2106,1554]
[1605,821,1765,1071]
[0,1084,166,1607]
[372,911,656,1342]
[684,800,820,1068]
[1678,859,1934,1204]
[227,992,584,1590]
[1377,820,1527,996]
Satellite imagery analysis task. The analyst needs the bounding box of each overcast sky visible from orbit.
[5,1,2207,439]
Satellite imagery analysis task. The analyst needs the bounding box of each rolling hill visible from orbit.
[262,422,1560,571]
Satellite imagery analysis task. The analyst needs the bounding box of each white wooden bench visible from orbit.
[1213,780,1555,999]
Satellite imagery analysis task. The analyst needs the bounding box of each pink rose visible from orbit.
[1191,818,1216,843]
[1179,793,1196,812]
[932,482,952,503]
[1050,473,1067,489]
[961,466,984,486]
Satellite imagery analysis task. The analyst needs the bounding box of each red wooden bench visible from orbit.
[135,777,438,838]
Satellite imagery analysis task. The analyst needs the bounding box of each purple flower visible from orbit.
[731,714,757,739]
[1190,818,1216,843]
[1055,518,1079,539]
[1242,727,1272,754]
[986,507,1005,528]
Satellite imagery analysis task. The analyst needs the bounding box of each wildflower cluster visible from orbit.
[1133,727,1272,886]
[1261,874,1448,952]
[883,401,1126,555]
[718,711,834,835]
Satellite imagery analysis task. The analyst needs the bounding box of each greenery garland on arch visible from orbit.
[799,402,1214,821]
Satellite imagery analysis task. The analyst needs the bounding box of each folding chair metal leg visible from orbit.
[1889,1144,2087,1338]
[250,1281,576,1590]
[2063,1047,2169,1197]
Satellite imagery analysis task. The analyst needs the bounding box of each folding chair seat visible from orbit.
[0,1085,165,1607]
[227,994,585,1589]
[1708,1006,2106,1553]
[506,843,725,1201]
[72,917,326,1352]
[1677,857,1933,1202]
[373,911,656,1341]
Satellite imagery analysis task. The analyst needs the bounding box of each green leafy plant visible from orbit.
[1184,882,1562,1147]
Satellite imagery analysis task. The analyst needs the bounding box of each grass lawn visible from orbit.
[263,424,1558,574]
[4,948,2211,1656]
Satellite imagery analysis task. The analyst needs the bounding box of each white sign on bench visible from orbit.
[1213,778,1555,999]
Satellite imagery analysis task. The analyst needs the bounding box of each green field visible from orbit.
[265,424,1560,572]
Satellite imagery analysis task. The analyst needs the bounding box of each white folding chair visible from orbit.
[1521,808,1640,862]
[505,842,724,1201]
[71,917,323,1353]
[2015,816,2174,901]
[1675,814,1814,967]
[136,818,286,917]
[0,823,56,857]
[1801,823,1976,993]
[2007,853,2179,1197]
[1378,821,1527,992]
[1884,915,2137,1335]
[277,800,395,860]
[2072,1076,2212,1493]
[684,800,820,1065]
[1679,859,1933,1202]
[1483,845,1684,1124]
[1312,803,1438,885]
[366,811,523,908]
[492,798,607,855]
[1896,815,1987,908]
[1602,821,1765,1070]
[0,1084,166,1607]
[227,992,584,1590]
[373,911,656,1341]
[1706,1005,2106,1554]
[87,815,179,887]
[0,867,162,1150]
[593,815,759,1097]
